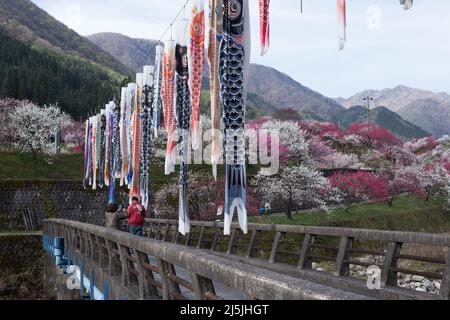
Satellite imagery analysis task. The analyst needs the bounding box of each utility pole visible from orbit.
[363,96,374,133]
[363,96,374,148]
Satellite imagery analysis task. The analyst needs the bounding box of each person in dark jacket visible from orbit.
[127,196,146,236]
[105,203,128,231]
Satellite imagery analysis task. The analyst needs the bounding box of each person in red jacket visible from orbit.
[128,196,146,236]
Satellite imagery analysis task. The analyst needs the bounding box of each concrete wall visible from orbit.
[0,180,129,232]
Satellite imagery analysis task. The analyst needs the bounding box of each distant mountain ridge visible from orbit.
[337,85,450,137]
[0,0,131,117]
[87,32,345,121]
[0,0,132,76]
[334,106,430,140]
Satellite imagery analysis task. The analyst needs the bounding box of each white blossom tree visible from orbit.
[260,119,310,165]
[252,165,341,219]
[10,102,65,161]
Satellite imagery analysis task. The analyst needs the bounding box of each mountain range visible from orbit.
[0,0,442,139]
[337,86,450,137]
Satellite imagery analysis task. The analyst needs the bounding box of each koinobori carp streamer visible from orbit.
[188,0,205,151]
[219,0,250,236]
[162,39,177,176]
[259,0,270,56]
[399,0,413,10]
[174,18,192,235]
[208,0,224,180]
[337,0,346,51]
[140,65,155,210]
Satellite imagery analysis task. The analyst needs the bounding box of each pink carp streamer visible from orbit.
[259,0,270,56]
[188,0,205,151]
[400,0,413,10]
[129,75,143,200]
[208,0,224,179]
[337,0,346,51]
[162,40,177,175]
[119,87,129,186]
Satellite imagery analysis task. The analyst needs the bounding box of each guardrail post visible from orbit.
[154,223,160,240]
[118,244,132,286]
[196,226,206,249]
[246,230,258,258]
[298,234,315,269]
[226,229,237,255]
[440,247,450,299]
[105,240,121,277]
[191,273,216,300]
[136,251,159,299]
[335,237,353,276]
[162,224,170,242]
[211,229,220,251]
[381,242,402,287]
[157,258,180,300]
[269,232,284,264]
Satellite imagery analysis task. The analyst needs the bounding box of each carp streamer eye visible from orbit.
[182,54,188,67]
[194,23,204,36]
[228,0,241,20]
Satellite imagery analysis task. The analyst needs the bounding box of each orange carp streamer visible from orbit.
[189,0,205,151]
[337,0,346,50]
[259,0,270,56]
[208,0,224,179]
[162,40,177,175]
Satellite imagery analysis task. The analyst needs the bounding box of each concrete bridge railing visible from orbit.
[42,219,370,300]
[143,218,450,300]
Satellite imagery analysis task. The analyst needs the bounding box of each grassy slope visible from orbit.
[250,195,450,233]
[0,152,262,181]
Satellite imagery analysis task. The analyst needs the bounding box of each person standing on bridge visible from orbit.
[105,203,128,231]
[128,196,146,236]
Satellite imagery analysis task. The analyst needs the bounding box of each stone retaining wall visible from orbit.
[0,180,129,231]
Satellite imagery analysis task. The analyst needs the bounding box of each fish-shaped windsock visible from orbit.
[98,109,107,188]
[188,0,205,151]
[108,103,116,204]
[162,40,177,175]
[141,65,155,210]
[113,99,122,180]
[337,0,346,51]
[153,46,163,137]
[259,0,270,56]
[208,0,224,180]
[219,0,250,236]
[399,0,413,10]
[83,119,91,190]
[126,83,137,188]
[119,87,129,187]
[129,75,143,201]
[104,103,113,188]
[91,115,98,190]
[174,18,192,235]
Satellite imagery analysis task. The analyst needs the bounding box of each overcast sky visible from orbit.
[31,0,450,98]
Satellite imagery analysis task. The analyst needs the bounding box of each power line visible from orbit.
[145,0,191,65]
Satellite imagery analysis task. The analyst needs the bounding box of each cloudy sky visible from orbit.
[31,0,450,98]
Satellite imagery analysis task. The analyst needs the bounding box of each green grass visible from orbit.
[0,152,262,181]
[250,195,450,233]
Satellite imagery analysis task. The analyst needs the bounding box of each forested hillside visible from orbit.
[0,33,126,118]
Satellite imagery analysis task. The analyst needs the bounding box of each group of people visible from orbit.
[105,196,147,236]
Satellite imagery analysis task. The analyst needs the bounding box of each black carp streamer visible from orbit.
[219,0,250,235]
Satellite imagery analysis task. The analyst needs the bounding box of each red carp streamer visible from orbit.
[337,0,346,50]
[189,0,205,151]
[259,0,270,56]
[162,40,177,175]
